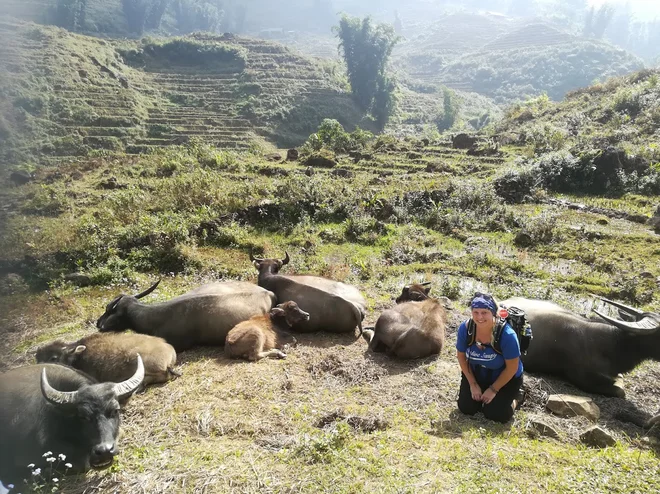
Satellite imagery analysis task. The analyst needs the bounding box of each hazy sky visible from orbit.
[587,0,660,16]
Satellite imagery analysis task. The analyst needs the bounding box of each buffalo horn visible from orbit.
[41,369,78,406]
[134,280,160,299]
[281,251,290,265]
[420,282,432,286]
[249,248,263,262]
[593,310,660,334]
[595,295,644,318]
[113,354,145,399]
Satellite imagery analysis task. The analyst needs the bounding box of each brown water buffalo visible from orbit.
[0,356,143,487]
[96,280,276,351]
[36,332,178,387]
[225,301,309,361]
[502,296,660,397]
[363,282,447,359]
[250,251,366,334]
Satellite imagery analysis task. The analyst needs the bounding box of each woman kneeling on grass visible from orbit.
[456,293,524,423]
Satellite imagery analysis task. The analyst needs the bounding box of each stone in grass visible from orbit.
[527,418,560,439]
[579,426,615,448]
[546,394,600,422]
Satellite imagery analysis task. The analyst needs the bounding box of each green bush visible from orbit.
[142,38,247,66]
[493,167,539,204]
[303,119,373,154]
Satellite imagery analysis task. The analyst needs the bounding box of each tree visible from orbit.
[173,0,224,34]
[120,0,173,35]
[583,3,615,39]
[51,0,88,31]
[393,10,402,34]
[333,15,400,128]
[145,0,171,31]
[436,87,459,131]
[121,0,150,35]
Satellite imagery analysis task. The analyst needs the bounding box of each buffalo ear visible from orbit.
[270,307,286,318]
[424,286,431,295]
[74,345,87,355]
[252,260,261,269]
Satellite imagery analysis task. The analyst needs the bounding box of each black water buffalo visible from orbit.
[250,251,366,334]
[36,332,178,387]
[502,296,660,397]
[96,280,276,351]
[225,301,308,361]
[363,282,447,358]
[0,356,144,486]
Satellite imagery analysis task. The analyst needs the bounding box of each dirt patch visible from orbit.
[316,410,389,433]
[306,351,387,384]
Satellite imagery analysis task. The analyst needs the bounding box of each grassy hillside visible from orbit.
[395,15,643,104]
[0,19,373,167]
[494,68,660,197]
[1,92,659,491]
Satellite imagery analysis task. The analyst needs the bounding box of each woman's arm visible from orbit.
[457,350,482,401]
[490,357,519,393]
[457,351,476,383]
[481,357,519,404]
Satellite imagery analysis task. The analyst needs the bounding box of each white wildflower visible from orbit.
[7,485,14,489]
[58,453,66,461]
[46,457,56,463]
[64,463,72,469]
[32,468,41,476]
[52,478,59,483]
[27,463,35,468]
[43,451,52,457]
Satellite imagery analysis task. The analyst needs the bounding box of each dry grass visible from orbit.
[2,292,660,492]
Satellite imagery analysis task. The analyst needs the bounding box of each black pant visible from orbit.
[458,372,523,424]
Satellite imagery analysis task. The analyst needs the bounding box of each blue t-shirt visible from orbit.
[456,320,524,383]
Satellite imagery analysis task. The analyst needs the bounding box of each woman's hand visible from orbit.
[482,387,497,404]
[470,382,482,401]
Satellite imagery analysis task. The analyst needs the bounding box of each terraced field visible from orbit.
[482,24,574,52]
[0,19,365,164]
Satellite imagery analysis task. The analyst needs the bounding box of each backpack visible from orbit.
[466,306,533,355]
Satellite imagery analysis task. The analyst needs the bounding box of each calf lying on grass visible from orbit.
[225,301,309,361]
[36,332,179,387]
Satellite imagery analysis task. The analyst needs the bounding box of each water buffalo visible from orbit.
[250,251,366,334]
[363,282,447,358]
[502,296,660,397]
[225,301,308,361]
[0,356,143,486]
[96,280,276,352]
[36,332,179,387]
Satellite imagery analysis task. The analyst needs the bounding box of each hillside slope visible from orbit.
[497,68,660,153]
[396,16,643,104]
[0,19,369,167]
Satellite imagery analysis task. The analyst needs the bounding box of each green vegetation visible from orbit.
[334,15,400,129]
[0,13,660,493]
[497,69,660,197]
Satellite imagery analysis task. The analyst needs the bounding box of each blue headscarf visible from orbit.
[471,295,497,315]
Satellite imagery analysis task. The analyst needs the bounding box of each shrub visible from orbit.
[493,167,540,204]
[514,212,559,247]
[303,119,374,154]
[343,214,386,245]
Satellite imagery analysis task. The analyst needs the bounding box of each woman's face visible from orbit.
[472,308,494,325]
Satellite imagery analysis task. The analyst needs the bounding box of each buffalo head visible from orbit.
[270,300,310,328]
[395,282,432,303]
[593,296,660,334]
[40,355,144,470]
[96,280,160,332]
[36,340,85,366]
[250,250,289,275]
